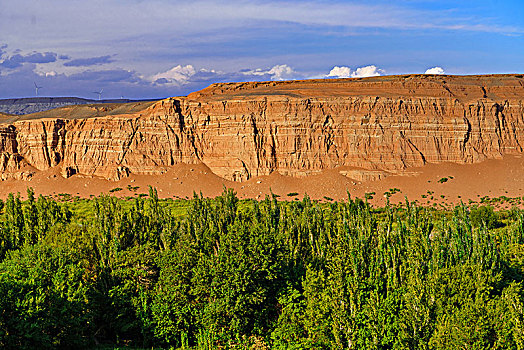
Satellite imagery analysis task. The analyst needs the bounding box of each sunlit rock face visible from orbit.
[2,74,524,182]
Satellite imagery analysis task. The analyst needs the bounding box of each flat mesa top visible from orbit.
[187,74,524,102]
[1,74,524,124]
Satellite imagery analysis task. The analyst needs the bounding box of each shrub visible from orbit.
[470,205,501,229]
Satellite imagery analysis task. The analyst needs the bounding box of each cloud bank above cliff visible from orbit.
[150,64,300,86]
[1,0,523,98]
[326,65,385,78]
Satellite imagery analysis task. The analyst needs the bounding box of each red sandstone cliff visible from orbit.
[1,74,524,182]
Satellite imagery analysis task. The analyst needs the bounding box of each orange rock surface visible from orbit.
[1,74,524,183]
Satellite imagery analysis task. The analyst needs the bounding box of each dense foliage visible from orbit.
[0,188,524,349]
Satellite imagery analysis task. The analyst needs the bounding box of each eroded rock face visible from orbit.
[2,75,524,181]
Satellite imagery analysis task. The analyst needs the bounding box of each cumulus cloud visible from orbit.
[64,55,114,67]
[150,65,197,85]
[326,65,385,78]
[425,66,445,74]
[327,66,352,78]
[0,51,58,69]
[151,64,299,87]
[242,64,297,81]
[352,65,384,78]
[36,70,57,77]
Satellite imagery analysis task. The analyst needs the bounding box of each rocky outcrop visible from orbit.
[1,74,524,182]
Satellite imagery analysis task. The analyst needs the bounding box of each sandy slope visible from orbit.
[1,155,523,209]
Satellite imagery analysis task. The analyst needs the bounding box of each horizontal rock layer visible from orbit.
[1,75,524,181]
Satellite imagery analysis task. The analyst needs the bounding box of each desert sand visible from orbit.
[1,155,523,210]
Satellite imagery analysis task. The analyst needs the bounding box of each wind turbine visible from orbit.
[34,82,43,97]
[92,88,103,101]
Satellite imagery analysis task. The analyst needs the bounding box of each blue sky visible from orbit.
[0,0,523,99]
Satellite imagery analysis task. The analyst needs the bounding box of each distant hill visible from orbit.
[0,97,155,115]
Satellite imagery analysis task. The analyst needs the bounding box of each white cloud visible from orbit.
[33,63,58,77]
[148,63,298,90]
[425,66,445,75]
[351,65,384,78]
[150,65,197,84]
[327,66,352,78]
[325,65,384,79]
[242,64,297,80]
[268,65,296,80]
[36,70,57,77]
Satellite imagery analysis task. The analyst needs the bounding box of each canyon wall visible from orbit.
[1,75,524,182]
